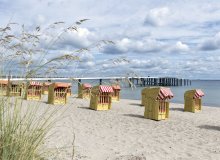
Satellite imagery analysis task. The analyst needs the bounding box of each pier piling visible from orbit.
[99,79,102,85]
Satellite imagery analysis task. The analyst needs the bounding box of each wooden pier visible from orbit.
[128,77,191,87]
[1,75,191,87]
[94,77,191,87]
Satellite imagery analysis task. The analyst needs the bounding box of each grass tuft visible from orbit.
[0,97,58,160]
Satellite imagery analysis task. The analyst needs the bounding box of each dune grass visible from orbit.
[0,97,59,160]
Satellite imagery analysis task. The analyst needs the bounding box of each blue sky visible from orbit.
[1,0,220,79]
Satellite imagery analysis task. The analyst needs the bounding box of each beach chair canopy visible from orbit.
[0,80,8,85]
[144,87,174,100]
[157,87,174,100]
[193,89,205,99]
[83,83,92,89]
[29,81,43,86]
[185,89,205,99]
[112,85,121,90]
[100,85,113,93]
[53,82,71,88]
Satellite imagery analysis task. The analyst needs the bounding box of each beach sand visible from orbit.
[22,96,220,160]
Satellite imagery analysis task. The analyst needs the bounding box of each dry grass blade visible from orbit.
[79,19,90,23]
[54,22,65,25]
[0,26,11,32]
[75,19,90,25]
[67,26,78,32]
[35,26,40,32]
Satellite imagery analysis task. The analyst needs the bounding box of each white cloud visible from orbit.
[130,58,169,69]
[40,27,97,50]
[102,37,190,54]
[175,41,189,51]
[144,7,170,27]
[57,27,96,48]
[169,41,189,53]
[102,38,166,54]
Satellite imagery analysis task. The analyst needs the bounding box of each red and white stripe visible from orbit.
[193,89,205,99]
[157,87,174,100]
[100,85,113,93]
[30,81,42,86]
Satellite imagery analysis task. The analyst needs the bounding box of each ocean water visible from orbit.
[120,80,220,107]
[67,80,220,107]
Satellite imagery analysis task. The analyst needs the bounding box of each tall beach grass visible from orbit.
[0,96,59,160]
[0,19,117,159]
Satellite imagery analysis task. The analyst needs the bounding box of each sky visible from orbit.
[1,0,220,79]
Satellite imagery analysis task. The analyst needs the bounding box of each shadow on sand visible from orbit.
[129,103,143,107]
[198,125,220,131]
[169,108,184,112]
[77,106,92,110]
[123,114,145,119]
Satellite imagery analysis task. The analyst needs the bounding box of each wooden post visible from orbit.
[78,79,81,87]
[99,79,102,85]
[7,71,11,96]
[129,78,132,87]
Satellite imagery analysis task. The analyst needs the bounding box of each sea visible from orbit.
[68,80,220,107]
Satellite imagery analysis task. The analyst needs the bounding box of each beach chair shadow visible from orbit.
[123,114,144,119]
[129,103,143,107]
[77,106,92,110]
[169,108,184,112]
[198,125,220,131]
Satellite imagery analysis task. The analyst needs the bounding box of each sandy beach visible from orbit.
[21,95,220,160]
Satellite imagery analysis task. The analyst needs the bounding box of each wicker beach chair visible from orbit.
[143,87,174,121]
